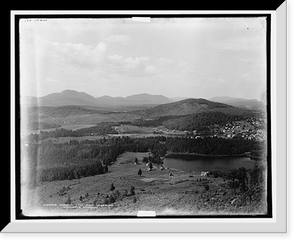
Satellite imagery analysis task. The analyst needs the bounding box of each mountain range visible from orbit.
[22,90,174,107]
[21,90,264,110]
[22,90,266,133]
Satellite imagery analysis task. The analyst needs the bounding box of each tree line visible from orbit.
[165,137,264,156]
[27,122,119,142]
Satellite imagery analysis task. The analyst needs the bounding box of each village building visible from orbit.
[200,171,209,177]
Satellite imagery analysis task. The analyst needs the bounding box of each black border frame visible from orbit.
[12,13,272,223]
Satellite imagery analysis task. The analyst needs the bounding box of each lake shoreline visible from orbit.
[163,152,257,173]
[165,152,250,159]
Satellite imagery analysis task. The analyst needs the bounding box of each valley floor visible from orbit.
[22,152,267,217]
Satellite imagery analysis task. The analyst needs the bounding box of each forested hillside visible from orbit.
[162,111,249,132]
[136,98,234,117]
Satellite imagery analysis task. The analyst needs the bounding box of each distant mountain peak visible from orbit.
[125,93,171,104]
[61,89,77,93]
[210,96,265,109]
[61,89,95,96]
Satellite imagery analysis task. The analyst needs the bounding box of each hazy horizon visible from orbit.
[20,17,267,101]
[23,88,265,102]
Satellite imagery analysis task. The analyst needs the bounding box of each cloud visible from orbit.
[157,57,174,65]
[108,55,157,77]
[108,34,131,45]
[124,57,145,70]
[36,39,107,68]
[179,62,198,76]
[144,65,157,75]
[109,54,124,66]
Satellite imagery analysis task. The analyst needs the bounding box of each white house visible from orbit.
[200,171,209,177]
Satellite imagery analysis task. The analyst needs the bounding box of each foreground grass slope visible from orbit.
[23,152,267,216]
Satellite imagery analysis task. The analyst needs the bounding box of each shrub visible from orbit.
[58,186,70,196]
[204,184,209,191]
[138,169,142,176]
[103,198,108,204]
[93,200,97,206]
[129,186,135,196]
[65,195,71,204]
[110,183,115,191]
[108,194,116,204]
[112,190,121,199]
[104,165,108,173]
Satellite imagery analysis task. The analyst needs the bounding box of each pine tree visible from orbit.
[110,183,115,191]
[138,169,142,176]
[130,186,135,196]
[65,195,71,204]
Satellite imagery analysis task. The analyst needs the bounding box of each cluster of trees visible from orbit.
[27,122,119,141]
[38,162,108,182]
[165,137,264,156]
[208,164,265,203]
[26,136,168,182]
[226,164,265,204]
[162,112,249,132]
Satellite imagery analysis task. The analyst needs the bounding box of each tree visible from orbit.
[138,169,142,177]
[250,163,261,187]
[104,164,108,173]
[149,162,153,171]
[135,158,138,164]
[227,169,239,193]
[65,195,71,204]
[237,167,248,192]
[110,183,115,191]
[130,186,135,196]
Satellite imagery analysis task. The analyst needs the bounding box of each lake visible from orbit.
[163,153,259,173]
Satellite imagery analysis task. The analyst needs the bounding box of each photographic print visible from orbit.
[19,15,271,218]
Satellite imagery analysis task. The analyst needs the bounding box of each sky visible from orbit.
[20,17,267,100]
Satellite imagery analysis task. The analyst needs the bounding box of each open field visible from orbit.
[23,152,267,216]
[37,124,188,144]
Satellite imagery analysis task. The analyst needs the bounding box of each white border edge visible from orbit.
[5,6,287,232]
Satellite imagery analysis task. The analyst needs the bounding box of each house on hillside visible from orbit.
[200,171,209,177]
